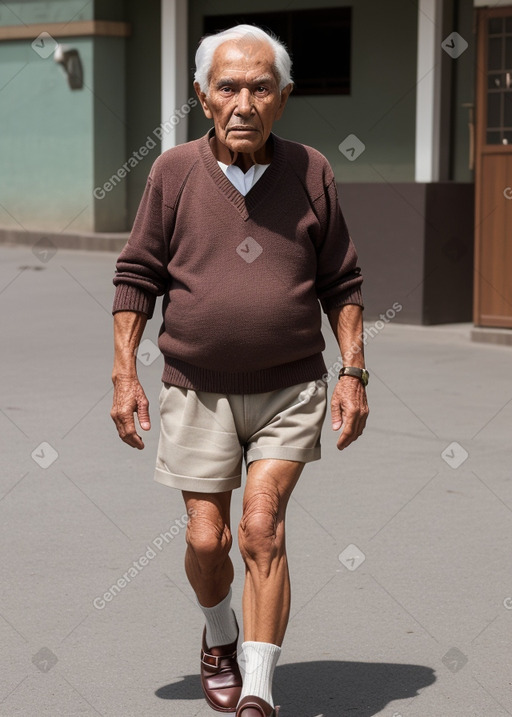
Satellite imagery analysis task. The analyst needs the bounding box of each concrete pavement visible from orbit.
[1,244,512,717]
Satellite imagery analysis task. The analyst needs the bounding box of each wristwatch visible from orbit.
[338,366,369,387]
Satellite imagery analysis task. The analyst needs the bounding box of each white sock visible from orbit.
[197,587,238,649]
[238,641,281,708]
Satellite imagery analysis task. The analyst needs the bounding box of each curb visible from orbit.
[0,228,129,253]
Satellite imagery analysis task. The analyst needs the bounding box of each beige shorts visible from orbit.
[154,380,328,493]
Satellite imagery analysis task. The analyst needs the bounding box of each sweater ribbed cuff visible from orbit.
[320,285,364,313]
[112,283,157,319]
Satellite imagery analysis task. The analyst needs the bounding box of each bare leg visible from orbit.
[185,491,243,713]
[182,490,234,607]
[238,459,304,645]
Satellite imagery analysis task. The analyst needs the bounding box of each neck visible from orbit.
[209,133,272,172]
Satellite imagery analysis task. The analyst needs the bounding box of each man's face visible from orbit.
[195,37,292,160]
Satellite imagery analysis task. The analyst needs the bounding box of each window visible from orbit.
[203,7,352,96]
[486,16,512,144]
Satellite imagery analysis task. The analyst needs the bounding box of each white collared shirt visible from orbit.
[217,161,270,196]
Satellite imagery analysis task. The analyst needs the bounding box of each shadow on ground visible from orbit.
[156,660,436,716]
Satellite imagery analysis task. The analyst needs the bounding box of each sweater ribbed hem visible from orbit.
[112,284,156,318]
[161,353,327,394]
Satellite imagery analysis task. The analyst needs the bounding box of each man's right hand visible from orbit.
[111,375,151,450]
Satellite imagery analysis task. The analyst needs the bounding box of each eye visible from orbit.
[255,86,268,94]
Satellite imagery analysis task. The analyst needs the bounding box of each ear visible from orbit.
[274,83,293,121]
[194,81,213,119]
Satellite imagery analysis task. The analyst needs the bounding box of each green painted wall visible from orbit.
[0,1,93,25]
[187,0,418,182]
[0,0,130,232]
[0,35,95,231]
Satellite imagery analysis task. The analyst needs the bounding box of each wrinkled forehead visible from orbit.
[209,38,278,83]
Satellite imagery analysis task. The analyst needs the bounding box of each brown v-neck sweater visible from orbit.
[112,129,363,393]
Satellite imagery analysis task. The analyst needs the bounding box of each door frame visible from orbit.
[474,5,512,327]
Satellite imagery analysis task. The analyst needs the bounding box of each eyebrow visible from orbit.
[215,75,275,88]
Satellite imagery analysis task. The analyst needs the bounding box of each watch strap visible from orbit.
[338,366,369,386]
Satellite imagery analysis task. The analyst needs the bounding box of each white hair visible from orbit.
[194,23,293,94]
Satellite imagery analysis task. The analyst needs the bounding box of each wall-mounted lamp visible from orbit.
[54,44,83,90]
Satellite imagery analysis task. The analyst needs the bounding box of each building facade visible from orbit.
[0,0,510,330]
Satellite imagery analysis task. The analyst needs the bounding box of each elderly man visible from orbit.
[111,24,368,717]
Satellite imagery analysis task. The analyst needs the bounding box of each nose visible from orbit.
[235,88,253,117]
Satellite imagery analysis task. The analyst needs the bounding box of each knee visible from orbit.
[238,491,284,570]
[186,511,232,570]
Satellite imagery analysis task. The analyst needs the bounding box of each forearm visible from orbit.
[327,303,365,368]
[112,310,148,379]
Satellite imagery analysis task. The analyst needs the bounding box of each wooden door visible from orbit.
[474,7,512,327]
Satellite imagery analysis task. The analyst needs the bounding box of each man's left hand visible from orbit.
[331,377,369,450]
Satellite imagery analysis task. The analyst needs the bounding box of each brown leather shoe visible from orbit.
[200,622,242,712]
[236,695,280,716]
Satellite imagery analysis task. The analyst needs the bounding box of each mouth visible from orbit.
[228,127,258,133]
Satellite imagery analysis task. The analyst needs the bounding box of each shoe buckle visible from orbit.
[201,648,237,670]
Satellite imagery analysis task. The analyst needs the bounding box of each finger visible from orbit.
[336,408,361,449]
[331,399,343,431]
[112,412,145,450]
[137,395,151,431]
[120,420,144,449]
[128,434,145,450]
[337,411,367,450]
[337,416,356,450]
